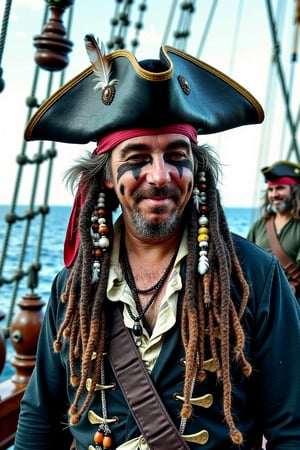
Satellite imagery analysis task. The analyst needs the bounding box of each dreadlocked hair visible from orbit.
[180,143,251,445]
[54,144,251,443]
[53,149,119,425]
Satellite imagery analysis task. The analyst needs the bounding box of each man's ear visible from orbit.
[104,178,114,189]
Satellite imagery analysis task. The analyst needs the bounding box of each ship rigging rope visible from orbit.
[196,0,218,58]
[278,0,299,160]
[0,0,199,338]
[161,0,178,45]
[0,2,74,334]
[254,0,288,180]
[0,0,152,334]
[107,0,148,53]
[265,0,300,162]
[285,0,300,160]
[0,0,13,92]
[251,0,300,214]
[227,0,244,75]
[172,0,197,50]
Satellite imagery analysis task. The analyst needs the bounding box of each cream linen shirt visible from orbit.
[106,217,188,450]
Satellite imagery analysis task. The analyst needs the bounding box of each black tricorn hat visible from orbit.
[24,41,264,144]
[261,160,300,183]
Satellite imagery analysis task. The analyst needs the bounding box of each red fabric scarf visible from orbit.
[267,177,298,186]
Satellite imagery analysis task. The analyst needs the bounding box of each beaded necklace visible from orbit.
[121,241,178,336]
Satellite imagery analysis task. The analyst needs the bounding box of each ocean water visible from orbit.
[0,205,258,382]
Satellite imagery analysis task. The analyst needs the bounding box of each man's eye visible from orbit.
[166,152,187,161]
[127,154,149,163]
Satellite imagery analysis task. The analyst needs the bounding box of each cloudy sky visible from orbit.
[0,0,298,207]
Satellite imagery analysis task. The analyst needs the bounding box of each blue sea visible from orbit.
[0,205,259,382]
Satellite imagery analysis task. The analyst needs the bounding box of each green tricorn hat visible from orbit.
[261,160,300,183]
[24,36,264,144]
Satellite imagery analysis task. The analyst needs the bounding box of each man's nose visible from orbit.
[146,155,171,187]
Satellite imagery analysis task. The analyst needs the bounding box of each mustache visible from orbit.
[133,186,181,201]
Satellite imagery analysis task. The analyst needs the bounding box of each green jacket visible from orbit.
[14,234,300,449]
[247,218,300,303]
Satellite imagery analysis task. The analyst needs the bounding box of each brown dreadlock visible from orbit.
[53,143,251,445]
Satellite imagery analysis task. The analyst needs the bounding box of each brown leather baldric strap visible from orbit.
[107,305,189,450]
[266,216,300,285]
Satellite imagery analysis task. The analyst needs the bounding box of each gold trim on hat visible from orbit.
[24,66,93,141]
[24,44,264,143]
[163,45,265,124]
[262,159,300,175]
[24,48,175,141]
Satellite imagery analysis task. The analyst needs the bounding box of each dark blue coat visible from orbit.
[14,234,300,449]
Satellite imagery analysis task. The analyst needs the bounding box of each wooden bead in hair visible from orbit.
[90,191,110,283]
[193,171,210,275]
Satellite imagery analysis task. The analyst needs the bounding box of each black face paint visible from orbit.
[117,161,147,182]
[120,184,125,196]
[117,158,193,183]
[171,160,193,177]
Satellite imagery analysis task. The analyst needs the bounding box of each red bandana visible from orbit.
[267,177,298,186]
[95,124,198,154]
